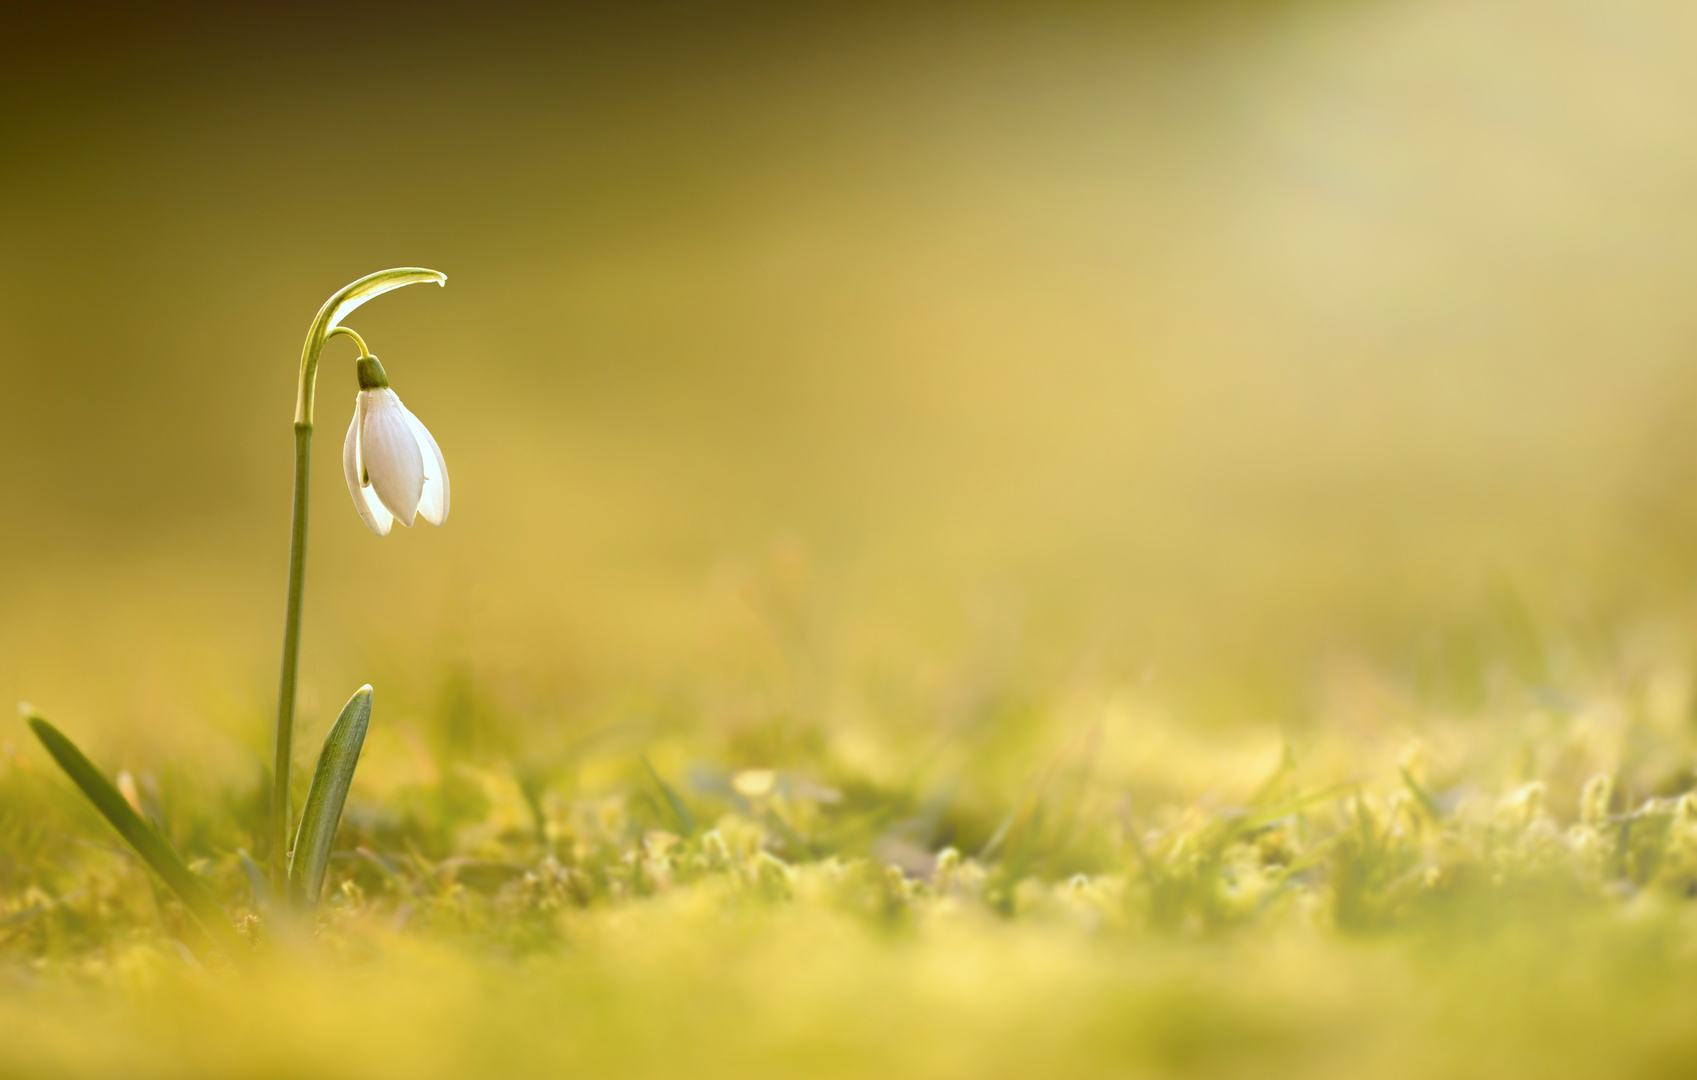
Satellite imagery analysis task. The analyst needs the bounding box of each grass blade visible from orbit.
[237,848,270,909]
[1239,781,1358,833]
[640,753,696,836]
[289,685,372,908]
[25,713,249,961]
[1399,766,1444,822]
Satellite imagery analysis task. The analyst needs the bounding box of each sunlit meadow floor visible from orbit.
[7,654,1697,1079]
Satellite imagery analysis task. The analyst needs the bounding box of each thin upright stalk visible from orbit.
[270,422,312,890]
[269,268,445,897]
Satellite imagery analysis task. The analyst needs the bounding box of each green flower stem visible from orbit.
[327,325,372,358]
[270,268,445,893]
[270,421,313,891]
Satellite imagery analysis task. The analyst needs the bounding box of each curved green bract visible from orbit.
[288,685,373,909]
[293,267,446,425]
[26,715,250,962]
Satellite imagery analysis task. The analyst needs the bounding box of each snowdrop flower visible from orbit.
[342,352,449,537]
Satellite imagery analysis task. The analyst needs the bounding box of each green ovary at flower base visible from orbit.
[271,268,448,897]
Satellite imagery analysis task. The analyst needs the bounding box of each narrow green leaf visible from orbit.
[237,848,270,909]
[26,714,249,961]
[640,753,696,836]
[1238,781,1358,834]
[288,685,372,908]
[1399,766,1444,822]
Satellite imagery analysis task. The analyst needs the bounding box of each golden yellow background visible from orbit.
[7,0,1697,775]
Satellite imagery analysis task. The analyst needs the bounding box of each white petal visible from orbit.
[401,404,449,527]
[343,395,393,537]
[359,389,424,526]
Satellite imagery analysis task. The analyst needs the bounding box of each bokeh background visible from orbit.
[7,0,1697,789]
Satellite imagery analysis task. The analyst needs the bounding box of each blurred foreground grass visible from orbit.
[9,611,1697,1079]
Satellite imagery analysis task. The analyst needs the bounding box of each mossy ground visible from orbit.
[7,629,1697,1080]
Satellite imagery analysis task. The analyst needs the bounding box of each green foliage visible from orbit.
[288,686,373,910]
[22,715,249,962]
[15,646,1697,1077]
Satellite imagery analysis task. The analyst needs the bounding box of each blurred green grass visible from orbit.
[12,0,1697,1076]
[11,627,1697,1078]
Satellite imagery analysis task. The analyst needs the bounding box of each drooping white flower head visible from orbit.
[342,355,449,537]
